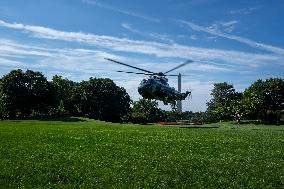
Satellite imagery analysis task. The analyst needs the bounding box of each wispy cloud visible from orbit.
[190,35,198,40]
[190,63,233,72]
[177,34,198,41]
[209,20,239,33]
[81,0,160,23]
[0,57,24,67]
[0,39,125,75]
[0,19,283,70]
[0,39,228,80]
[121,23,136,33]
[121,23,174,43]
[0,39,55,58]
[179,20,284,56]
[228,7,259,15]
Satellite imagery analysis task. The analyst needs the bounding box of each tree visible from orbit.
[72,78,131,122]
[0,69,56,118]
[206,82,241,122]
[130,99,165,124]
[52,75,76,115]
[241,78,284,124]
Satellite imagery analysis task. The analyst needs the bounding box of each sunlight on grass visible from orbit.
[0,119,283,188]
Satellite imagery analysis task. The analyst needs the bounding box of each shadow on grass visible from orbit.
[37,117,86,122]
[3,117,87,122]
[234,120,284,126]
[179,125,220,129]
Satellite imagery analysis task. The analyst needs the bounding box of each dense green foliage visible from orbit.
[206,82,241,122]
[73,78,131,122]
[130,100,206,124]
[52,75,76,115]
[0,70,131,122]
[0,119,283,188]
[240,78,284,123]
[130,99,165,123]
[0,69,56,118]
[206,79,284,124]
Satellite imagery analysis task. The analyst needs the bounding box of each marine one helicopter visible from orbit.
[104,58,193,107]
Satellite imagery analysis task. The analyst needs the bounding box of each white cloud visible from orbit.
[82,0,160,23]
[0,57,24,67]
[190,35,198,40]
[179,20,284,57]
[121,22,174,43]
[121,23,136,33]
[190,63,233,72]
[207,20,239,33]
[0,39,54,57]
[0,39,126,76]
[220,20,239,27]
[218,20,238,33]
[228,7,258,15]
[0,19,283,72]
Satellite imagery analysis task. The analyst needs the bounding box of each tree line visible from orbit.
[206,79,284,124]
[0,69,131,122]
[0,69,283,124]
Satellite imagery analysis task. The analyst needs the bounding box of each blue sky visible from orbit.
[0,0,283,111]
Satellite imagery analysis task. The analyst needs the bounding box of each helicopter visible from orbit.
[104,58,193,107]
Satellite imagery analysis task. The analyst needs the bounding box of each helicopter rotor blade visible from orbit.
[166,74,192,77]
[181,74,192,76]
[163,60,193,74]
[166,74,179,76]
[104,58,154,74]
[116,70,152,75]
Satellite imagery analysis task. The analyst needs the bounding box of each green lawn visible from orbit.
[0,118,283,188]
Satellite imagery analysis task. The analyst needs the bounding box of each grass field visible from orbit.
[0,118,283,188]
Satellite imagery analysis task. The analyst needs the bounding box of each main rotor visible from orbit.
[104,58,193,77]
